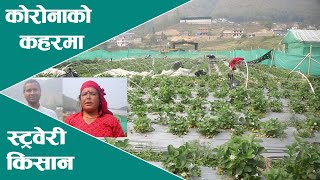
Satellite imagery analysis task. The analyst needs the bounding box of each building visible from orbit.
[115,32,135,47]
[222,28,244,38]
[272,29,288,36]
[196,28,209,36]
[282,30,320,55]
[180,17,212,25]
[116,37,129,47]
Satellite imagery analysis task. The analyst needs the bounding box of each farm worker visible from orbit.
[228,57,244,89]
[23,79,58,119]
[229,57,244,71]
[65,80,125,137]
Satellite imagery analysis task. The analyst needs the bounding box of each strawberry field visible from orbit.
[50,57,320,180]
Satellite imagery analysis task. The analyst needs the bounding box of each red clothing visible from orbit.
[229,57,244,70]
[65,112,125,137]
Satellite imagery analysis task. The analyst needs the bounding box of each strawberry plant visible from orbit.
[289,96,306,114]
[175,102,186,113]
[228,86,248,109]
[230,125,246,137]
[196,87,209,98]
[177,87,192,98]
[268,98,283,112]
[133,116,154,133]
[132,104,148,117]
[105,138,131,150]
[159,85,176,103]
[181,96,192,104]
[214,134,265,179]
[197,115,220,138]
[262,168,292,180]
[149,99,164,113]
[260,118,286,138]
[210,100,228,113]
[186,109,204,128]
[284,135,320,180]
[296,129,314,138]
[217,106,239,129]
[240,111,262,132]
[162,143,201,179]
[214,84,229,98]
[168,116,189,136]
[248,89,268,114]
[269,89,283,99]
[302,115,320,132]
[156,111,169,125]
[190,97,206,111]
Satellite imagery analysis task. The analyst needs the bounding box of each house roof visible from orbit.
[180,17,212,20]
[290,30,320,42]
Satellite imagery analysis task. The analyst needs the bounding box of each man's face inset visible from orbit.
[24,83,41,105]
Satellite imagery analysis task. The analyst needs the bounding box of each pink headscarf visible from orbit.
[80,80,113,115]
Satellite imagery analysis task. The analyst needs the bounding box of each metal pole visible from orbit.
[270,48,275,68]
[308,45,312,75]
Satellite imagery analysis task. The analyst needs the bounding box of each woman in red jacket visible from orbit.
[65,80,125,137]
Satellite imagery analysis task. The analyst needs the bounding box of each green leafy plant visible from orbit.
[247,88,268,114]
[268,98,283,112]
[296,129,315,138]
[284,135,320,180]
[156,111,170,125]
[303,116,320,132]
[217,106,239,129]
[197,115,220,138]
[129,150,164,162]
[104,139,131,150]
[240,111,261,133]
[186,109,204,128]
[263,168,292,180]
[133,116,154,133]
[131,104,148,117]
[230,125,246,137]
[159,85,176,103]
[289,96,306,114]
[214,134,265,179]
[210,100,227,113]
[214,84,229,98]
[175,102,186,113]
[162,143,201,179]
[168,116,189,136]
[229,86,248,109]
[260,118,286,138]
[197,87,209,98]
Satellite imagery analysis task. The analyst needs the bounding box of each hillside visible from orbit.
[132,0,320,35]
